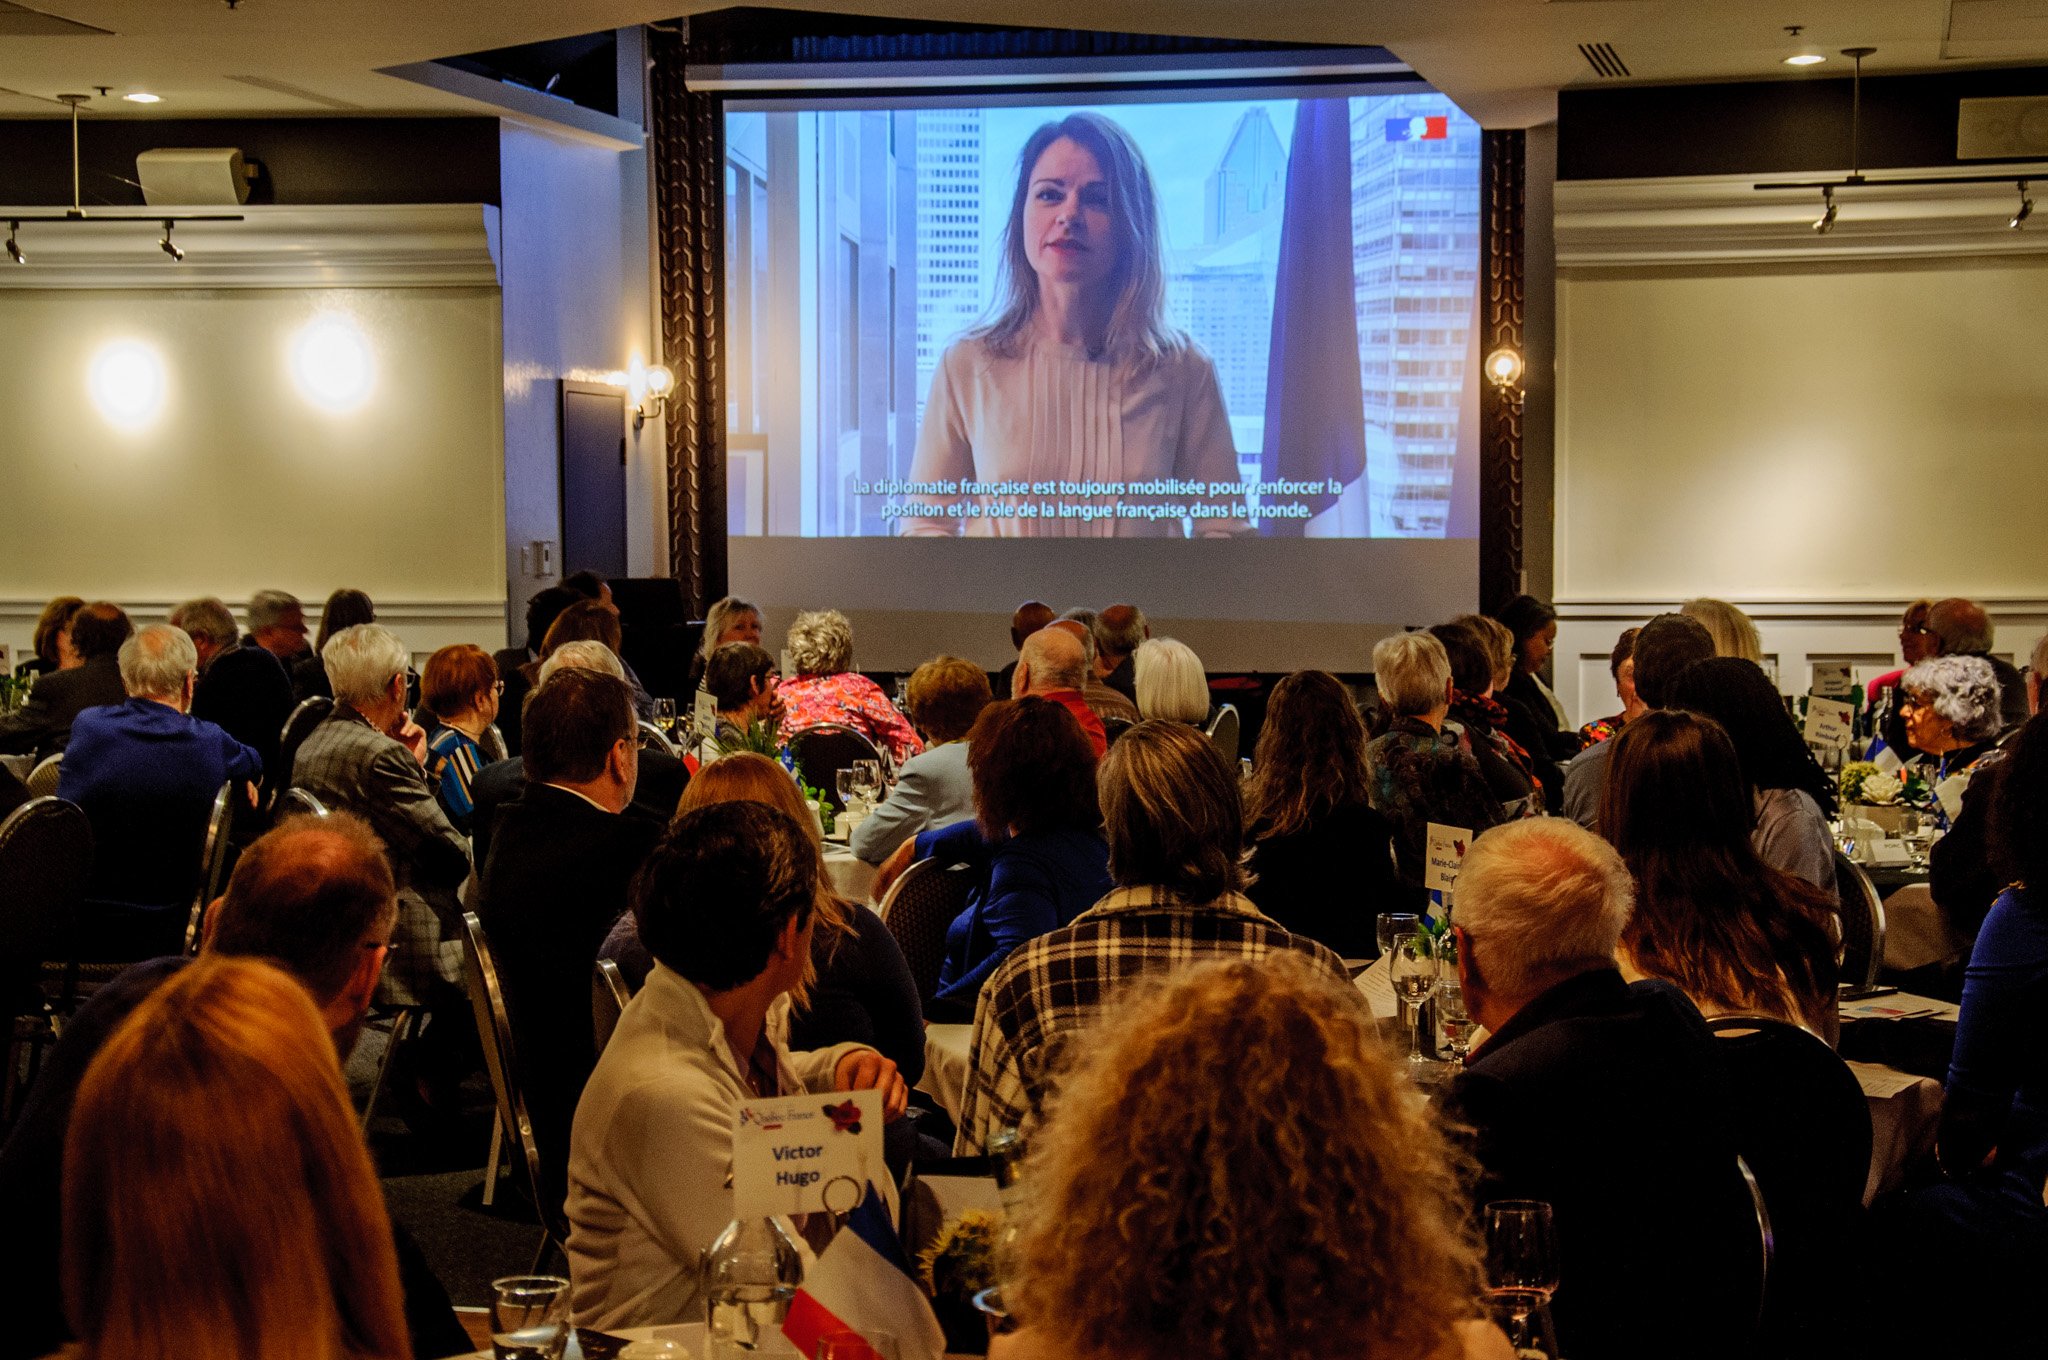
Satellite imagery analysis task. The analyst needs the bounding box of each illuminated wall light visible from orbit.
[290,315,374,412]
[88,339,168,430]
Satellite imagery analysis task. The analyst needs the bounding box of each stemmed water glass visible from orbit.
[835,769,858,814]
[1437,978,1475,1066]
[1484,1200,1561,1358]
[850,758,884,806]
[1388,932,1440,1066]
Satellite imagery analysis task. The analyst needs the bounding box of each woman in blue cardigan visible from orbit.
[912,695,1111,1022]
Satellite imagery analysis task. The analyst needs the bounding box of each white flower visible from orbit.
[1859,773,1903,805]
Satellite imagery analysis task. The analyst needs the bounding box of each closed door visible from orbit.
[560,382,627,578]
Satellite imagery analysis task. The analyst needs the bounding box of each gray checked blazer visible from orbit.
[290,706,472,1006]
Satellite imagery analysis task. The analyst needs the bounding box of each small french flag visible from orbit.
[1384,115,1449,142]
[781,1186,947,1360]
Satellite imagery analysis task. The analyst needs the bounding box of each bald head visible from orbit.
[1017,626,1087,696]
[1050,617,1097,666]
[1929,598,1995,656]
[1010,600,1056,651]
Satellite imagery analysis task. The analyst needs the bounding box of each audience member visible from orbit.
[531,598,656,721]
[419,643,501,834]
[1131,636,1211,725]
[1577,627,1643,744]
[294,587,376,701]
[1899,655,2005,804]
[996,955,1510,1360]
[470,641,687,871]
[494,584,580,754]
[1930,631,2048,939]
[0,812,470,1360]
[1490,594,1582,766]
[850,654,989,864]
[1362,632,1504,894]
[563,568,613,605]
[565,802,906,1328]
[1091,602,1148,704]
[958,720,1344,1151]
[476,668,659,1211]
[247,587,312,666]
[1243,669,1400,957]
[1601,710,1840,1038]
[1869,600,1940,756]
[887,697,1112,1022]
[777,608,923,767]
[55,624,262,955]
[17,595,83,676]
[1431,622,1542,812]
[0,600,130,759]
[993,599,1056,698]
[1449,817,1755,1360]
[1681,597,1764,663]
[1051,614,1139,725]
[181,592,295,781]
[1561,612,1716,829]
[1007,624,1106,755]
[696,641,780,763]
[686,593,763,692]
[1668,657,1839,890]
[1927,596,2030,731]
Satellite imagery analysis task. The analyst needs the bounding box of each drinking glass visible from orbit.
[1484,1201,1561,1357]
[653,697,677,734]
[1388,932,1440,1065]
[1437,978,1475,1065]
[835,769,858,812]
[851,758,883,805]
[490,1274,570,1360]
[707,1281,798,1360]
[1377,912,1420,959]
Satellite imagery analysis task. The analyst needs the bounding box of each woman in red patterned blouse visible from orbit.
[776,608,924,768]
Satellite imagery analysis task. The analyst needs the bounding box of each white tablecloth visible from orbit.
[920,1023,973,1124]
[822,844,877,903]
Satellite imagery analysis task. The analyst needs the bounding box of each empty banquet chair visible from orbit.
[877,855,975,1009]
[25,754,62,800]
[461,910,566,1262]
[182,781,241,955]
[787,722,885,811]
[2,797,93,1121]
[1203,702,1240,766]
[1833,851,1889,995]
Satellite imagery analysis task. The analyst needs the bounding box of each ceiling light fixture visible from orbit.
[2014,181,2034,230]
[122,91,162,104]
[1782,26,1825,66]
[5,221,22,265]
[1811,186,1837,234]
[158,219,184,262]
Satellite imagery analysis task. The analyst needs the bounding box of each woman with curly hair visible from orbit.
[1243,670,1401,956]
[776,608,923,767]
[1601,709,1840,1038]
[994,953,1510,1360]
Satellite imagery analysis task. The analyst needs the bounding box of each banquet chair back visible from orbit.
[182,781,240,955]
[1833,851,1888,994]
[877,856,973,1008]
[1204,704,1240,766]
[1,797,93,1124]
[24,754,62,800]
[637,719,680,760]
[788,723,884,811]
[278,787,330,818]
[482,722,509,765]
[593,957,634,1057]
[1100,715,1133,748]
[1735,1154,1774,1337]
[1708,1013,1870,1352]
[460,910,567,1250]
[275,697,334,799]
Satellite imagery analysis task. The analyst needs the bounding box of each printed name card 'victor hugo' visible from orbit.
[733,1089,883,1219]
[1804,696,1856,750]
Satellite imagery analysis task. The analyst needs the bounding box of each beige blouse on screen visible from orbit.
[899,333,1247,538]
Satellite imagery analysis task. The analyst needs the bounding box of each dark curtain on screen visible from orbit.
[1258,97,1365,536]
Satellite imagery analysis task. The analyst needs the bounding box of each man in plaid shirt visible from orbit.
[956,721,1348,1151]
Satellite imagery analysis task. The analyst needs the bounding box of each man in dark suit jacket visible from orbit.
[186,593,302,786]
[1449,817,1756,1360]
[476,668,659,1212]
[0,602,130,759]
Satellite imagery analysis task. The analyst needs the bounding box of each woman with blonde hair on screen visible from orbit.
[903,111,1243,538]
[59,955,410,1360]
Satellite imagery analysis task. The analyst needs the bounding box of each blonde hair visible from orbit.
[674,752,852,996]
[1456,817,1635,1000]
[1131,637,1208,723]
[1455,613,1517,691]
[786,609,854,677]
[1010,954,1484,1360]
[1680,598,1763,664]
[1372,632,1451,718]
[62,956,409,1360]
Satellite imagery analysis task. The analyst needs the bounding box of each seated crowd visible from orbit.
[2,582,2044,1359]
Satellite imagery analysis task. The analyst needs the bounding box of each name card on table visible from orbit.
[1804,697,1856,750]
[734,1089,883,1219]
[1866,839,1914,866]
[1424,822,1472,926]
[694,689,717,741]
[1810,662,1857,700]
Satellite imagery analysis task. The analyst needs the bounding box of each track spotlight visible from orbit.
[2013,181,2034,231]
[1812,186,1837,235]
[5,221,22,265]
[158,219,183,262]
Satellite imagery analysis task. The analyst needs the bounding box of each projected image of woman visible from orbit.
[900,112,1244,538]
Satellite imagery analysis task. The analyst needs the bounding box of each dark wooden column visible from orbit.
[1479,128,1526,614]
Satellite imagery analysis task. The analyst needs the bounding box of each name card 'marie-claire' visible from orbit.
[733,1089,883,1219]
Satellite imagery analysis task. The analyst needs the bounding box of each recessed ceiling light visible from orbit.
[122,91,163,103]
[1784,53,1826,66]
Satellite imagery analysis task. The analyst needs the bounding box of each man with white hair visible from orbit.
[178,593,296,782]
[291,624,470,1018]
[1011,624,1107,756]
[56,623,263,956]
[1450,816,1752,1360]
[1051,612,1139,726]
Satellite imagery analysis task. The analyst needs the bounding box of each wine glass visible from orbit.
[1484,1200,1561,1357]
[835,769,858,815]
[851,758,883,807]
[653,697,677,735]
[1437,978,1475,1066]
[1377,912,1420,959]
[1388,932,1440,1066]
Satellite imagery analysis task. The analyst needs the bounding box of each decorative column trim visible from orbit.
[1480,129,1526,614]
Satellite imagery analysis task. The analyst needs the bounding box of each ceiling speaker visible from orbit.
[1957,96,2048,159]
[136,147,257,206]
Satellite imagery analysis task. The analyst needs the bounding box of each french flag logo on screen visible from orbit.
[1385,115,1449,142]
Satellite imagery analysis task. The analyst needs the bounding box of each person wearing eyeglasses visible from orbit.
[421,643,503,836]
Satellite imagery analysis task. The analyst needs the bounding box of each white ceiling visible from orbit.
[1,0,2045,126]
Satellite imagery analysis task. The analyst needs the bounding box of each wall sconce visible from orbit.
[607,359,676,431]
[1484,347,1525,410]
